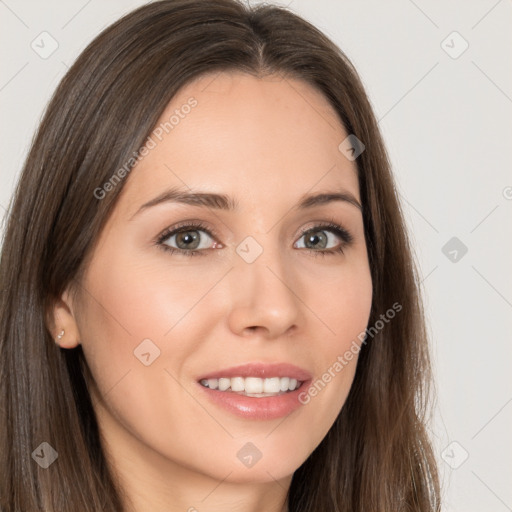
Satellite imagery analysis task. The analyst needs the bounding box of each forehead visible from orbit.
[117,71,359,214]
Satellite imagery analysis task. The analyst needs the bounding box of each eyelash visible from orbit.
[155,218,354,258]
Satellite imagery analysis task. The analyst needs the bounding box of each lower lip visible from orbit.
[197,380,311,420]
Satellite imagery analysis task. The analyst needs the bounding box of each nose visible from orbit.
[226,248,302,340]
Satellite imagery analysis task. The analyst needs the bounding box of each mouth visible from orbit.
[195,362,312,419]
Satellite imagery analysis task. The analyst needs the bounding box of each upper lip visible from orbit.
[197,362,312,382]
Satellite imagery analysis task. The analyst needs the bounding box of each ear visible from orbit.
[46,287,81,349]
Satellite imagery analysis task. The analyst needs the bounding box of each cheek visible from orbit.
[75,249,200,404]
[293,259,372,443]
[80,244,223,345]
[306,254,373,347]
[76,256,232,474]
[76,246,231,422]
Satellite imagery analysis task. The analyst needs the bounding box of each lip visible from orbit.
[197,362,312,382]
[196,362,313,420]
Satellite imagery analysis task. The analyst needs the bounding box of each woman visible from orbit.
[0,0,441,510]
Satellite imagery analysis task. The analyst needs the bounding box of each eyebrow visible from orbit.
[129,186,362,220]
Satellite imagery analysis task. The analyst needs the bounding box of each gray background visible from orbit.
[1,1,511,510]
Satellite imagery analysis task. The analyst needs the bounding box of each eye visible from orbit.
[155,219,353,258]
[294,222,353,256]
[156,221,219,257]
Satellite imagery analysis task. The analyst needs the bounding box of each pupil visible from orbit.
[177,231,199,249]
[306,231,326,249]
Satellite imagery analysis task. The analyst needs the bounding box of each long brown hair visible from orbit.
[0,0,440,510]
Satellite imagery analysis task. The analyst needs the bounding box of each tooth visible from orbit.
[200,375,302,393]
[231,377,245,392]
[245,377,263,394]
[263,377,281,393]
[279,377,290,392]
[218,378,231,391]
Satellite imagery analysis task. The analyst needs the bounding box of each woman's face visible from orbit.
[65,72,372,490]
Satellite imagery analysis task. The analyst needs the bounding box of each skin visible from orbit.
[51,71,373,512]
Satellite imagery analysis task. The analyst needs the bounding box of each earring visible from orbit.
[55,329,64,343]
